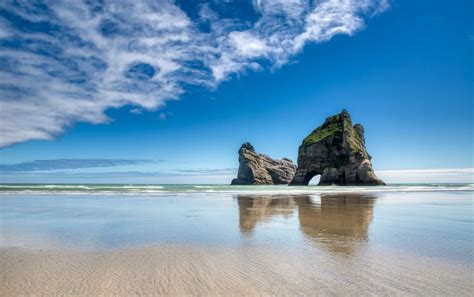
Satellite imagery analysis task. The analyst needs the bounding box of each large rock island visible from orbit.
[231,143,297,185]
[290,110,385,186]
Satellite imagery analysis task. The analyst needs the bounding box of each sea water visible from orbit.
[0,184,473,265]
[0,183,472,194]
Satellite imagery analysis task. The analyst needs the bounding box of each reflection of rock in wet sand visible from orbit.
[237,196,296,233]
[296,194,376,254]
[237,194,376,254]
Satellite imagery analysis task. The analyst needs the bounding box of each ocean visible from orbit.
[0,183,472,195]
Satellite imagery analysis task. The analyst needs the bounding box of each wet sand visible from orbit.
[1,191,473,295]
[2,244,473,296]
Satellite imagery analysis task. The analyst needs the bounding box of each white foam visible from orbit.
[0,183,472,196]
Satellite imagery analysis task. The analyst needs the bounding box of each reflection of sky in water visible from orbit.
[1,191,472,263]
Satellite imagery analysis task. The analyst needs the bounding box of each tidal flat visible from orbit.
[1,186,473,296]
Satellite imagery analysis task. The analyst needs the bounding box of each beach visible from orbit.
[1,185,473,296]
[2,244,472,296]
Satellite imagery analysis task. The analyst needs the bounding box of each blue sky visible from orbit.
[0,0,472,183]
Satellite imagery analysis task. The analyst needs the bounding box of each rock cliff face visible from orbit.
[290,110,385,186]
[231,143,297,185]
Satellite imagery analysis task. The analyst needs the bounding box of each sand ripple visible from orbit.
[1,245,473,296]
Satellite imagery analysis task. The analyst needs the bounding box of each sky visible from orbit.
[0,0,472,184]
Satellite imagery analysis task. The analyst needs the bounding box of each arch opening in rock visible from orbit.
[307,174,321,185]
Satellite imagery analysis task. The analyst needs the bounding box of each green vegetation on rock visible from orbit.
[301,111,365,154]
[302,122,340,146]
[302,113,346,146]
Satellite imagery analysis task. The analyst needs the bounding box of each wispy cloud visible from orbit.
[0,159,157,172]
[377,168,474,183]
[0,168,238,183]
[58,168,237,178]
[173,168,237,175]
[0,0,388,147]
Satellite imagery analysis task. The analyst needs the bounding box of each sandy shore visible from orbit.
[1,245,472,296]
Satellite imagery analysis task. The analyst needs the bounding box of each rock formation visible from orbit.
[231,142,297,185]
[290,110,385,186]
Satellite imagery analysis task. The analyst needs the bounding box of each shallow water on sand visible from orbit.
[1,190,473,263]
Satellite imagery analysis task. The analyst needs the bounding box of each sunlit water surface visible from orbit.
[1,184,473,265]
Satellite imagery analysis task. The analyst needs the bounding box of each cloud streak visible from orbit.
[0,0,388,147]
[0,167,238,183]
[377,168,474,184]
[0,159,156,172]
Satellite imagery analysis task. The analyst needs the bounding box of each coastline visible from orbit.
[0,183,472,195]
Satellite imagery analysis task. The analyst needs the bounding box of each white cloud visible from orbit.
[229,31,269,58]
[377,168,474,184]
[0,0,389,147]
[252,0,309,18]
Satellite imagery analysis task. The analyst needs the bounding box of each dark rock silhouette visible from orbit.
[290,110,385,186]
[231,142,297,185]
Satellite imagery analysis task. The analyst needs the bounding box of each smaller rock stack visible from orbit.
[231,142,297,185]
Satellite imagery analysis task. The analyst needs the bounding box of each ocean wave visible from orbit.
[0,183,472,195]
